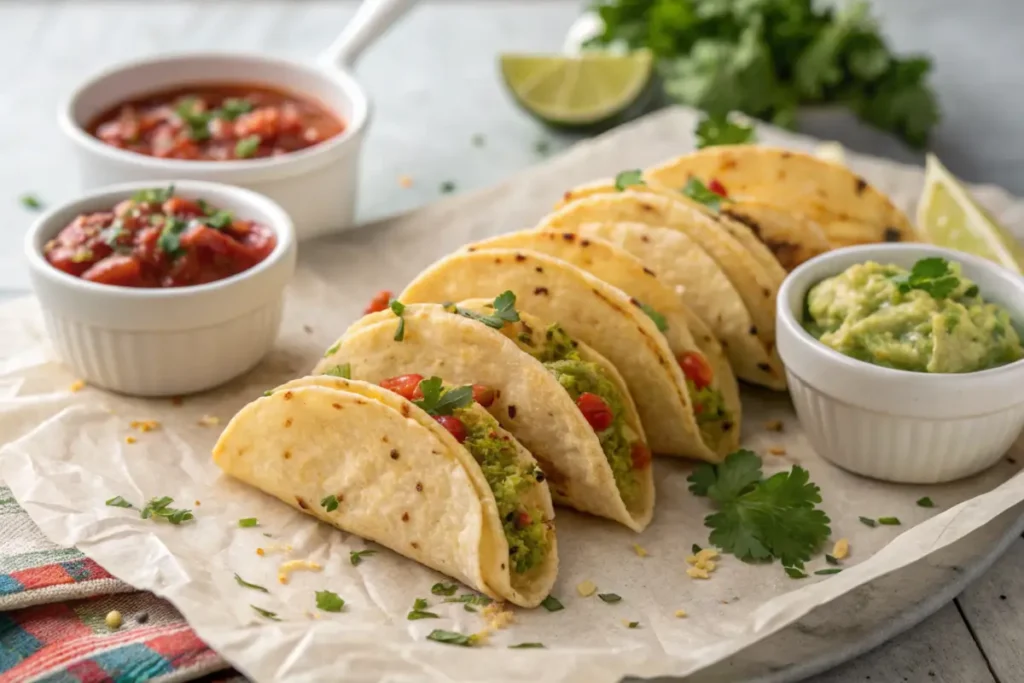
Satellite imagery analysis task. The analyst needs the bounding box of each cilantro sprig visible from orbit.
[614,169,646,191]
[390,300,406,341]
[412,377,474,417]
[890,258,960,299]
[452,291,520,329]
[682,178,726,213]
[687,450,830,570]
[106,495,194,525]
[695,114,757,149]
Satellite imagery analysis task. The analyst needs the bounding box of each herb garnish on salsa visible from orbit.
[43,186,275,288]
[90,84,344,161]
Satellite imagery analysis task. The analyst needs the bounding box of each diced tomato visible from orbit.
[708,178,728,197]
[471,384,495,407]
[234,107,281,138]
[678,351,714,390]
[162,196,204,217]
[364,290,393,315]
[630,443,652,469]
[379,374,424,401]
[81,255,144,287]
[434,415,466,443]
[576,392,613,432]
[514,510,532,529]
[181,225,259,268]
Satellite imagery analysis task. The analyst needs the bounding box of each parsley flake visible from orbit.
[234,573,269,593]
[157,217,189,260]
[431,582,458,596]
[917,496,935,508]
[407,610,440,620]
[825,554,839,566]
[443,594,493,606]
[687,449,830,567]
[614,169,646,191]
[682,178,726,213]
[132,186,175,205]
[238,517,259,528]
[627,621,640,628]
[540,595,563,612]
[815,568,843,575]
[412,377,474,416]
[139,497,194,525]
[105,496,134,509]
[509,642,545,648]
[350,549,377,566]
[691,543,702,554]
[315,590,345,612]
[890,258,960,299]
[695,113,756,149]
[878,516,901,525]
[390,299,406,341]
[324,364,351,379]
[427,629,474,646]
[453,290,521,329]
[320,495,340,512]
[859,516,877,527]
[413,598,428,611]
[598,593,622,603]
[217,98,253,121]
[785,566,808,579]
[235,135,262,159]
[251,605,280,621]
[440,181,456,194]
[20,193,43,211]
[637,301,668,332]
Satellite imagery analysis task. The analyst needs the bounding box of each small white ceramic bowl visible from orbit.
[777,244,1024,484]
[24,180,296,397]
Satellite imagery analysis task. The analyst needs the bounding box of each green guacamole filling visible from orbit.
[454,407,549,574]
[804,260,1024,373]
[688,380,730,449]
[522,324,640,506]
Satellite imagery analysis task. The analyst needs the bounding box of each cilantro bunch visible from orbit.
[588,0,939,147]
[687,450,830,570]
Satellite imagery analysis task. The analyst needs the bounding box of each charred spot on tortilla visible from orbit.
[296,496,309,510]
[535,266,544,273]
[535,469,546,482]
[402,512,410,522]
[283,391,293,400]
[762,288,771,298]
[884,227,902,242]
[758,363,772,372]
[467,246,477,252]
[382,435,389,443]
[332,403,342,410]
[508,404,517,419]
[411,541,420,549]
[855,176,868,195]
[776,170,786,181]
[561,232,575,242]
[283,450,292,459]
[641,234,650,243]
[640,202,654,213]
[721,158,737,171]
[562,190,573,202]
[521,320,533,335]
[781,151,792,159]
[642,267,656,277]
[416,482,423,492]
[723,421,734,432]
[581,239,591,247]
[724,209,762,238]
[515,254,527,262]
[401,404,410,417]
[534,287,549,296]
[749,325,758,336]
[284,418,292,428]
[494,257,502,264]
[390,449,400,460]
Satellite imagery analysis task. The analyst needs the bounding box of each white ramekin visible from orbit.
[24,180,296,397]
[58,53,369,242]
[777,244,1024,484]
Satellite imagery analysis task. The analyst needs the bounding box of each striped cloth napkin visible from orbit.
[0,485,243,683]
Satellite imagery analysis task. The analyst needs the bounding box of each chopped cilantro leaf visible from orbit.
[534,140,550,156]
[917,496,935,508]
[324,364,351,379]
[105,496,134,509]
[349,549,376,566]
[238,517,259,528]
[320,494,339,512]
[205,210,234,230]
[695,113,757,149]
[453,291,521,329]
[509,642,545,648]
[251,605,280,621]
[407,610,440,620]
[427,629,473,646]
[234,573,269,592]
[890,258,959,299]
[878,516,901,525]
[682,178,725,213]
[217,98,254,121]
[687,450,830,567]
[540,595,563,612]
[598,593,622,603]
[157,217,189,260]
[20,193,43,211]
[637,301,668,332]
[691,543,702,554]
[132,186,175,205]
[235,135,261,159]
[413,377,474,416]
[614,169,645,191]
[440,181,456,194]
[324,342,341,358]
[825,554,839,566]
[859,516,877,527]
[315,590,345,612]
[815,568,842,575]
[139,497,193,525]
[443,593,492,606]
[390,299,406,341]
[627,621,640,628]
[464,604,477,612]
[431,582,458,596]
[413,598,428,611]
[175,98,212,141]
[785,566,808,579]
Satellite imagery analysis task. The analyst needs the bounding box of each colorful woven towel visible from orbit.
[0,486,242,683]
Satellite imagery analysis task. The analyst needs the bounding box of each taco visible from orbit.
[463,230,741,453]
[213,375,557,608]
[543,221,785,390]
[644,146,916,247]
[399,250,728,462]
[317,301,655,531]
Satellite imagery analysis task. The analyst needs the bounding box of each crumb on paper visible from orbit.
[194,500,201,506]
[632,543,648,557]
[768,446,787,456]
[576,580,598,597]
[125,436,137,445]
[256,548,265,556]
[257,544,292,558]
[686,567,710,580]
[764,419,783,432]
[674,609,687,618]
[277,559,322,584]
[198,415,220,427]
[832,538,850,560]
[398,174,413,188]
[129,420,161,432]
[69,379,86,393]
[483,602,514,631]
[303,325,314,334]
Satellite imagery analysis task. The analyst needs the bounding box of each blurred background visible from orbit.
[1,0,1022,290]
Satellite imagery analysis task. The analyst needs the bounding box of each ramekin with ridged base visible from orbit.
[777,244,1024,484]
[25,180,296,397]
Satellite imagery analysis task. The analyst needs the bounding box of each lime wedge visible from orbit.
[917,154,1024,274]
[499,51,653,127]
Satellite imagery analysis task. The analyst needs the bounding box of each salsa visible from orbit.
[804,258,1024,373]
[43,186,276,288]
[89,84,345,161]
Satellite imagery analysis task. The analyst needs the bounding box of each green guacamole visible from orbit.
[525,324,640,505]
[688,381,729,447]
[455,407,549,574]
[804,260,1024,373]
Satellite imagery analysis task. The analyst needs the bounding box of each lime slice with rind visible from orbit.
[500,50,653,127]
[917,154,1024,274]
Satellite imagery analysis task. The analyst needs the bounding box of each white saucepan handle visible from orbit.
[319,0,417,71]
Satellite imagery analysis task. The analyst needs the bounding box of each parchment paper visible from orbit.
[2,107,1024,683]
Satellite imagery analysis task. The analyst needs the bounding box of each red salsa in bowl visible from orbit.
[43,186,277,288]
[88,84,345,161]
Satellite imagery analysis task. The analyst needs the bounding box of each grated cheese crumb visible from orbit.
[198,415,221,427]
[686,567,710,580]
[768,447,787,456]
[576,580,598,597]
[832,538,850,560]
[674,609,687,618]
[632,543,648,557]
[69,379,86,393]
[277,559,323,584]
[398,175,414,188]
[764,419,784,432]
[129,420,161,432]
[702,560,717,572]
[194,500,201,506]
[482,602,514,630]
[125,436,137,445]
[685,555,698,565]
[696,548,718,562]
[256,548,265,556]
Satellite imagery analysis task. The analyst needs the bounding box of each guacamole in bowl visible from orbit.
[803,257,1024,373]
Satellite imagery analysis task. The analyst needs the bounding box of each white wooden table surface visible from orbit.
[1,2,1023,681]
